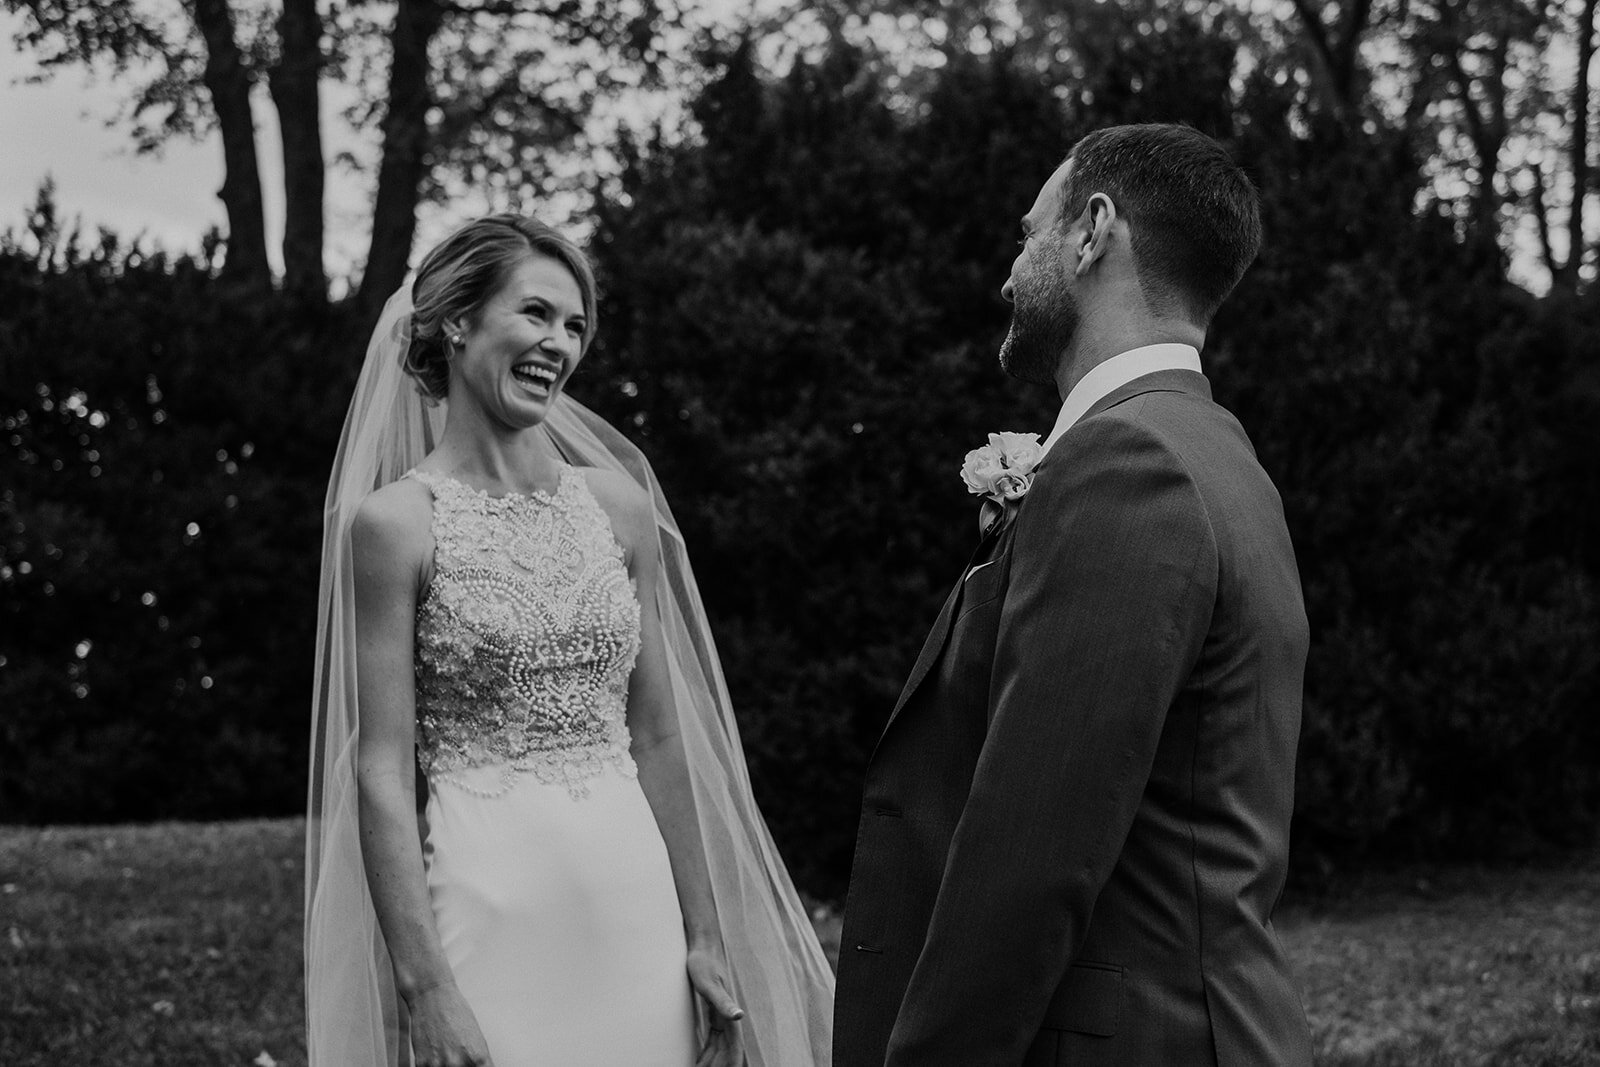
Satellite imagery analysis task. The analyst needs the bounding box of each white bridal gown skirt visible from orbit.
[422,761,697,1067]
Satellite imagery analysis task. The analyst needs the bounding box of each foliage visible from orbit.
[1219,92,1600,861]
[0,184,361,821]
[832,0,1600,293]
[583,41,1079,890]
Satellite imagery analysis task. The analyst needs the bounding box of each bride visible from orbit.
[304,215,834,1066]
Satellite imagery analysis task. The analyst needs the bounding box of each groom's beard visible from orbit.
[999,281,1077,386]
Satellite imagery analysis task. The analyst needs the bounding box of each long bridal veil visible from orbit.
[305,285,835,1066]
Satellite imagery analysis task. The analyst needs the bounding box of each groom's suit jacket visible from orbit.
[834,369,1313,1067]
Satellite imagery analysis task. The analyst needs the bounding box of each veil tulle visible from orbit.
[305,284,835,1066]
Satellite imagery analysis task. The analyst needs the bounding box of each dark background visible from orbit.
[3,0,1598,900]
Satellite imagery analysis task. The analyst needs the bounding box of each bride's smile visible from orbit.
[450,253,587,429]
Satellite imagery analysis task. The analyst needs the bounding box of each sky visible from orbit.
[0,14,231,255]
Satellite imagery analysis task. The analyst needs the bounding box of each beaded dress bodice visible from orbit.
[408,465,641,798]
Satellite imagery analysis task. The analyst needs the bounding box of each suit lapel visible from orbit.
[886,588,960,720]
[871,371,1211,758]
[875,518,1011,755]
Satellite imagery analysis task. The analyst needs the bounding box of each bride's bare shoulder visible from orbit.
[575,467,654,548]
[351,477,434,561]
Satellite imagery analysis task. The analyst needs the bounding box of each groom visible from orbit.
[834,124,1314,1066]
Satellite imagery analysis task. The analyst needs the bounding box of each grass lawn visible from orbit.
[2,819,1598,1066]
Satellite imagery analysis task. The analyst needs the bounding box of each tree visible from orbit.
[840,0,1600,295]
[191,0,272,288]
[3,0,688,307]
[1530,0,1600,292]
[1283,0,1599,293]
[1290,0,1374,117]
[7,0,292,290]
[359,0,443,313]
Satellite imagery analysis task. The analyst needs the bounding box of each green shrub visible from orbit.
[1,198,361,822]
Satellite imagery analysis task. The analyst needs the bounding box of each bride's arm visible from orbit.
[602,477,746,1060]
[350,485,494,1067]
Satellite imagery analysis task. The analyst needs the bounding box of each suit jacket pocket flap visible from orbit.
[1041,961,1123,1037]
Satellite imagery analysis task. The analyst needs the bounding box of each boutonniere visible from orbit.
[960,431,1043,536]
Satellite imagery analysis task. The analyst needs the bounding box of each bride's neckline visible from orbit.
[417,462,573,504]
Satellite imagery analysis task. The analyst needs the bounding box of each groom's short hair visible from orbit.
[1059,123,1262,323]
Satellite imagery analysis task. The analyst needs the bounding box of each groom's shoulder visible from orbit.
[1090,380,1253,459]
[1042,390,1260,506]
[1102,376,1227,422]
[1038,407,1199,504]
[1069,386,1217,455]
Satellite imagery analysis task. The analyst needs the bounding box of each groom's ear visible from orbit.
[1074,193,1117,277]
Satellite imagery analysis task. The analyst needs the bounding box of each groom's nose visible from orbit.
[1001,276,1015,303]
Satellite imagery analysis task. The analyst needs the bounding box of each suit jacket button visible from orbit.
[855,943,884,954]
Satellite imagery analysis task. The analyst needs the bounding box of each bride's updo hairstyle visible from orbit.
[402,214,599,402]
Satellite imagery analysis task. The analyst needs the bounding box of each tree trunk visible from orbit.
[1289,0,1373,120]
[1471,34,1510,245]
[269,0,326,300]
[188,0,270,290]
[1439,5,1507,252]
[1557,0,1598,295]
[358,0,446,320]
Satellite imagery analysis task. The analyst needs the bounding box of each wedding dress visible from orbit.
[306,283,834,1067]
[407,464,695,1065]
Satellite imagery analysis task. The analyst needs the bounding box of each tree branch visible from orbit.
[1290,0,1370,119]
[1289,0,1339,86]
[1445,46,1489,155]
[440,0,585,19]
[1332,0,1374,103]
[1527,159,1560,281]
[440,0,521,14]
[6,0,180,70]
[1561,0,1599,294]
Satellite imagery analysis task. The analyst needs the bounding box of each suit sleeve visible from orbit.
[885,412,1218,1066]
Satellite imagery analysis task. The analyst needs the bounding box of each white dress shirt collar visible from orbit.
[1039,343,1201,456]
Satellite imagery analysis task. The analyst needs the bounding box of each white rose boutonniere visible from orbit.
[960,431,1043,511]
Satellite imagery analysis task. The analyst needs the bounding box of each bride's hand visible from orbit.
[687,945,746,1067]
[406,981,497,1067]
